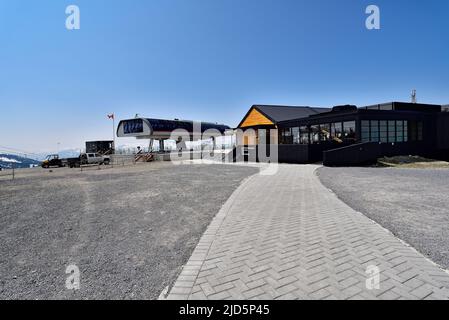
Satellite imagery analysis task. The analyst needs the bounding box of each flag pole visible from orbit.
[112,114,116,152]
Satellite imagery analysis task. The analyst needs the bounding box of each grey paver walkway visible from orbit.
[165,165,449,300]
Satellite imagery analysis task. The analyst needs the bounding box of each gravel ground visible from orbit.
[0,162,258,300]
[317,167,449,270]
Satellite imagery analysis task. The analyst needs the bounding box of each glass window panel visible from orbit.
[380,122,388,140]
[395,121,403,143]
[310,125,320,144]
[388,134,396,143]
[361,130,370,142]
[292,127,300,144]
[387,121,396,143]
[330,122,343,143]
[343,121,356,141]
[380,129,388,142]
[330,124,335,136]
[299,126,309,144]
[320,124,331,142]
[379,104,393,110]
[280,128,293,144]
[331,122,343,138]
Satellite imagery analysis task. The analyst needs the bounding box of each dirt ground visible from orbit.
[0,162,258,300]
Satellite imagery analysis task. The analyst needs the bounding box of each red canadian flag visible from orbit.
[107,113,114,120]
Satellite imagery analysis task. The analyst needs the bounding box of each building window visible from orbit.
[343,121,356,141]
[331,122,343,141]
[310,125,320,144]
[379,120,388,142]
[362,119,409,144]
[370,120,379,142]
[396,121,404,142]
[292,127,300,144]
[404,121,408,142]
[300,126,309,144]
[320,124,331,142]
[280,128,293,144]
[361,120,370,142]
[379,103,393,111]
[388,120,396,143]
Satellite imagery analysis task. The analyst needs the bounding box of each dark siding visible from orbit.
[323,142,382,166]
[437,113,449,150]
[278,145,309,163]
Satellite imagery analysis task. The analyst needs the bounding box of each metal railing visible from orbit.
[78,155,137,171]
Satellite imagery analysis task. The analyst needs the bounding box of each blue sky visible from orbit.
[1,0,448,153]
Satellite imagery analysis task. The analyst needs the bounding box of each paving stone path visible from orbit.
[165,165,449,300]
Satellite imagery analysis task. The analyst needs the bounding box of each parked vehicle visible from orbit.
[41,155,64,168]
[67,153,111,168]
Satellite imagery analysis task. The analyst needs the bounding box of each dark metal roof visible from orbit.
[255,105,331,122]
[238,105,331,127]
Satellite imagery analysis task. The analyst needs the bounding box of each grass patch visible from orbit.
[378,155,449,169]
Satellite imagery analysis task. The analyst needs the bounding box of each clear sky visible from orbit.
[1,0,448,153]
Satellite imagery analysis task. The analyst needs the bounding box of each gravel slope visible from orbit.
[317,167,449,270]
[0,163,258,299]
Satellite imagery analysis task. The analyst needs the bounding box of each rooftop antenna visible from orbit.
[411,89,417,104]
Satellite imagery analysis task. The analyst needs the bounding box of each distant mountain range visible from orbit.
[0,154,41,169]
[34,149,81,161]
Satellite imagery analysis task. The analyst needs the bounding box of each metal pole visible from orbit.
[12,163,15,180]
[112,114,116,153]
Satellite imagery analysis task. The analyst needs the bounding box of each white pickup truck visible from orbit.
[66,153,110,168]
